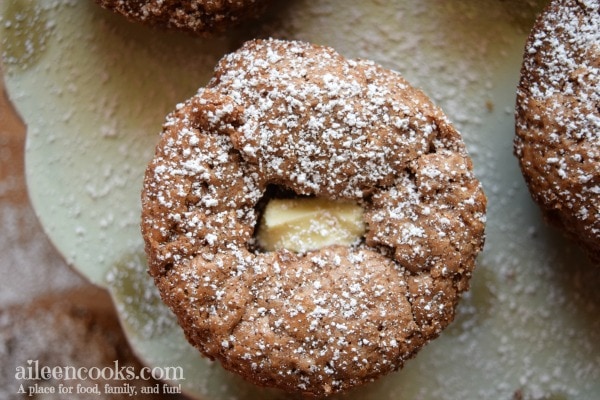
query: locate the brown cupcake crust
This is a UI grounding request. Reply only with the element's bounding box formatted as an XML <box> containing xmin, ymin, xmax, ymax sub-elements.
<box><xmin>514</xmin><ymin>0</ymin><xmax>600</xmax><ymax>260</ymax></box>
<box><xmin>94</xmin><ymin>0</ymin><xmax>271</xmax><ymax>35</ymax></box>
<box><xmin>141</xmin><ymin>39</ymin><xmax>486</xmax><ymax>396</ymax></box>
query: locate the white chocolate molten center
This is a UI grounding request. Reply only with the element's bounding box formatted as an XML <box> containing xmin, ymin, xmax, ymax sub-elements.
<box><xmin>257</xmin><ymin>197</ymin><xmax>365</xmax><ymax>253</ymax></box>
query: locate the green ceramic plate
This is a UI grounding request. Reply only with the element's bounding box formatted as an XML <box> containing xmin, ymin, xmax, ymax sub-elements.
<box><xmin>2</xmin><ymin>0</ymin><xmax>599</xmax><ymax>398</ymax></box>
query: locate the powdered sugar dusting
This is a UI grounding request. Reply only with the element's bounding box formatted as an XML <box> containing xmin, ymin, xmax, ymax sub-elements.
<box><xmin>141</xmin><ymin>38</ymin><xmax>486</xmax><ymax>396</ymax></box>
<box><xmin>515</xmin><ymin>0</ymin><xmax>600</xmax><ymax>253</ymax></box>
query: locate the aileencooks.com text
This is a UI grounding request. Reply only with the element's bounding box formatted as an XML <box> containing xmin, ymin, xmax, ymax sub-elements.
<box><xmin>15</xmin><ymin>359</ymin><xmax>185</xmax><ymax>382</ymax></box>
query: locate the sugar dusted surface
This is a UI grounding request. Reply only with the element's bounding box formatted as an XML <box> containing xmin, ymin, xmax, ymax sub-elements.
<box><xmin>515</xmin><ymin>0</ymin><xmax>600</xmax><ymax>258</ymax></box>
<box><xmin>94</xmin><ymin>0</ymin><xmax>272</xmax><ymax>35</ymax></box>
<box><xmin>141</xmin><ymin>38</ymin><xmax>486</xmax><ymax>396</ymax></box>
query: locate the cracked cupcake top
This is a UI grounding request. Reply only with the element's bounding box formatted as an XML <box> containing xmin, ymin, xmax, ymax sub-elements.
<box><xmin>94</xmin><ymin>0</ymin><xmax>271</xmax><ymax>35</ymax></box>
<box><xmin>515</xmin><ymin>0</ymin><xmax>600</xmax><ymax>261</ymax></box>
<box><xmin>141</xmin><ymin>38</ymin><xmax>486</xmax><ymax>396</ymax></box>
